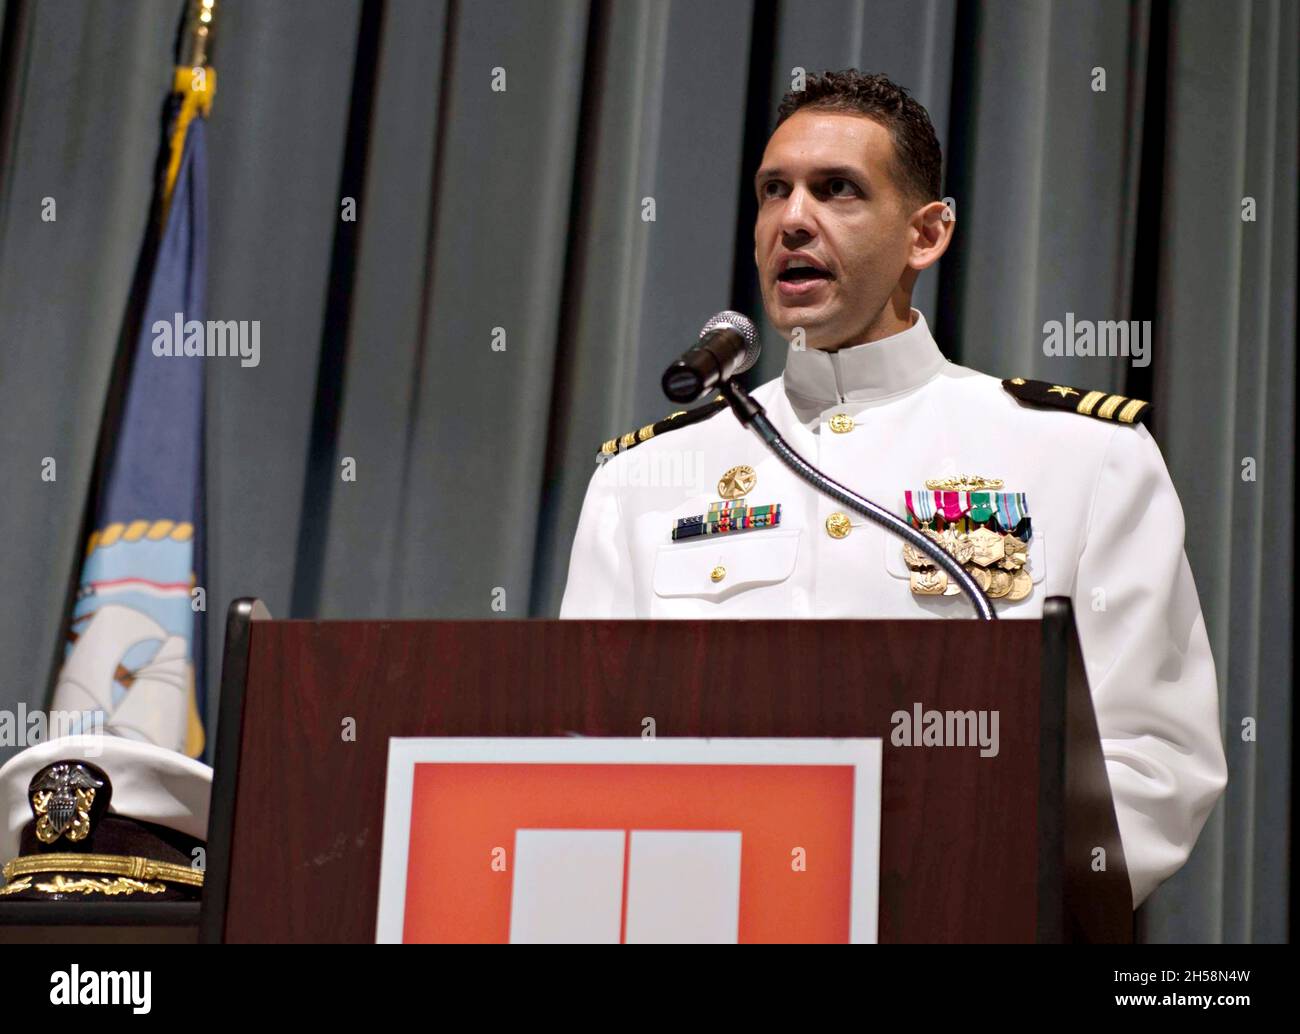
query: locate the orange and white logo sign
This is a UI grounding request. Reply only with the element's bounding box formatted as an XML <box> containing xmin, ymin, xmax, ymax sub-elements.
<box><xmin>375</xmin><ymin>739</ymin><xmax>881</xmax><ymax>943</ymax></box>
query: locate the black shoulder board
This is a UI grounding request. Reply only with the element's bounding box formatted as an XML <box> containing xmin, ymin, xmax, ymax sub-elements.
<box><xmin>1002</xmin><ymin>377</ymin><xmax>1152</xmax><ymax>426</ymax></box>
<box><xmin>596</xmin><ymin>396</ymin><xmax>728</xmax><ymax>461</ymax></box>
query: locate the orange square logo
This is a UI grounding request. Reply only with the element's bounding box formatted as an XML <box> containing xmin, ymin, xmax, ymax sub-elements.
<box><xmin>376</xmin><ymin>739</ymin><xmax>881</xmax><ymax>943</ymax></box>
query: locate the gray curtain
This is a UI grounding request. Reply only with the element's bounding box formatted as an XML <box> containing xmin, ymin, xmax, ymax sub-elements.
<box><xmin>0</xmin><ymin>0</ymin><xmax>1292</xmax><ymax>944</ymax></box>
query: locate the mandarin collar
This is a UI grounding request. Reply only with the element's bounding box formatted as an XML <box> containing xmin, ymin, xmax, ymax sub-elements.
<box><xmin>781</xmin><ymin>309</ymin><xmax>947</xmax><ymax>406</ymax></box>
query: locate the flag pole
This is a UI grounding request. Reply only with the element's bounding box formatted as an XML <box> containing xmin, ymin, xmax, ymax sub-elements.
<box><xmin>164</xmin><ymin>0</ymin><xmax>218</xmax><ymax>211</ymax></box>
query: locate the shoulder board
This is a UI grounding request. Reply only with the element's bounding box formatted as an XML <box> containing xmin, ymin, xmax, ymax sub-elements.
<box><xmin>1001</xmin><ymin>377</ymin><xmax>1151</xmax><ymax>426</ymax></box>
<box><xmin>596</xmin><ymin>396</ymin><xmax>728</xmax><ymax>461</ymax></box>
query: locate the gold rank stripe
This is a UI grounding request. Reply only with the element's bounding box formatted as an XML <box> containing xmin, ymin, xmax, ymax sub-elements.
<box><xmin>1096</xmin><ymin>394</ymin><xmax>1127</xmax><ymax>420</ymax></box>
<box><xmin>1075</xmin><ymin>390</ymin><xmax>1107</xmax><ymax>416</ymax></box>
<box><xmin>599</xmin><ymin>399</ymin><xmax>721</xmax><ymax>457</ymax></box>
<box><xmin>1117</xmin><ymin>398</ymin><xmax>1148</xmax><ymax>423</ymax></box>
<box><xmin>1075</xmin><ymin>390</ymin><xmax>1139</xmax><ymax>421</ymax></box>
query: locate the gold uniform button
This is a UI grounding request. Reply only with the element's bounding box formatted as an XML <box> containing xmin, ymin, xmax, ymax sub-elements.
<box><xmin>828</xmin><ymin>413</ymin><xmax>855</xmax><ymax>433</ymax></box>
<box><xmin>825</xmin><ymin>513</ymin><xmax>852</xmax><ymax>539</ymax></box>
<box><xmin>710</xmin><ymin>565</ymin><xmax>726</xmax><ymax>583</ymax></box>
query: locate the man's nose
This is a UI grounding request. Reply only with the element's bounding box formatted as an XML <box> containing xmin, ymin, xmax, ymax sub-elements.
<box><xmin>778</xmin><ymin>186</ymin><xmax>817</xmax><ymax>243</ymax></box>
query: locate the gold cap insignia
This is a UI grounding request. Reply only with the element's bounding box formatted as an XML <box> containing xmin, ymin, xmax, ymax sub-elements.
<box><xmin>29</xmin><ymin>761</ymin><xmax>109</xmax><ymax>846</ymax></box>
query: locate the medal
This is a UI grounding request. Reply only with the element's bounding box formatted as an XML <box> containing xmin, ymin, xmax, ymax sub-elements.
<box><xmin>940</xmin><ymin>528</ymin><xmax>974</xmax><ymax>564</ymax></box>
<box><xmin>995</xmin><ymin>492</ymin><xmax>1028</xmax><ymax>535</ymax></box>
<box><xmin>1007</xmin><ymin>568</ymin><xmax>1032</xmax><ymax>601</ymax></box>
<box><xmin>902</xmin><ymin>480</ymin><xmax>1034</xmax><ymax>601</ymax></box>
<box><xmin>911</xmin><ymin>569</ymin><xmax>947</xmax><ymax>595</ymax></box>
<box><xmin>905</xmin><ymin>490</ymin><xmax>938</xmax><ymax>527</ymax></box>
<box><xmin>1000</xmin><ymin>534</ymin><xmax>1028</xmax><ymax>570</ymax></box>
<box><xmin>966</xmin><ymin>491</ymin><xmax>996</xmax><ymax>523</ymax></box>
<box><xmin>902</xmin><ymin>540</ymin><xmax>931</xmax><ymax>569</ymax></box>
<box><xmin>967</xmin><ymin>527</ymin><xmax>1005</xmax><ymax>566</ymax></box>
<box><xmin>935</xmin><ymin>491</ymin><xmax>969</xmax><ymax>523</ymax></box>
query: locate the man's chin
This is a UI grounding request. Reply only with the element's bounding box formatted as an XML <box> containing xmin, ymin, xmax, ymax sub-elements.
<box><xmin>768</xmin><ymin>305</ymin><xmax>834</xmax><ymax>341</ymax></box>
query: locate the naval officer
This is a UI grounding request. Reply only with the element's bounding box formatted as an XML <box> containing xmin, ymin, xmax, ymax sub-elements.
<box><xmin>559</xmin><ymin>70</ymin><xmax>1226</xmax><ymax>910</ymax></box>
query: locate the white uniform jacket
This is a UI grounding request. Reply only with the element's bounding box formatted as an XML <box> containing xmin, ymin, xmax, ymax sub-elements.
<box><xmin>560</xmin><ymin>310</ymin><xmax>1227</xmax><ymax>908</ymax></box>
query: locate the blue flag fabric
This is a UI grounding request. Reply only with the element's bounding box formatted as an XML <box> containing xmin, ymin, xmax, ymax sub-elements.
<box><xmin>52</xmin><ymin>116</ymin><xmax>208</xmax><ymax>757</ymax></box>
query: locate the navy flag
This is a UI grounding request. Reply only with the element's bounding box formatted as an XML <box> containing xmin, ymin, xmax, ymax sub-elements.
<box><xmin>51</xmin><ymin>64</ymin><xmax>214</xmax><ymax>758</ymax></box>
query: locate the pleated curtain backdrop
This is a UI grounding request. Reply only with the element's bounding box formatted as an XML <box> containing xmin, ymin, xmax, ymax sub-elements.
<box><xmin>0</xmin><ymin>0</ymin><xmax>1293</xmax><ymax>944</ymax></box>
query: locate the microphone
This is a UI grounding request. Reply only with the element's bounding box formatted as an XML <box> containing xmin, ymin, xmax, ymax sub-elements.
<box><xmin>661</xmin><ymin>310</ymin><xmax>761</xmax><ymax>404</ymax></box>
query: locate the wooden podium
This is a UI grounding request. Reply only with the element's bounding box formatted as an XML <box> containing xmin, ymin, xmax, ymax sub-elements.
<box><xmin>198</xmin><ymin>597</ymin><xmax>1132</xmax><ymax>944</ymax></box>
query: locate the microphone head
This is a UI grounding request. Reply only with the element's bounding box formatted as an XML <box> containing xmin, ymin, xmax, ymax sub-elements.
<box><xmin>699</xmin><ymin>311</ymin><xmax>760</xmax><ymax>375</ymax></box>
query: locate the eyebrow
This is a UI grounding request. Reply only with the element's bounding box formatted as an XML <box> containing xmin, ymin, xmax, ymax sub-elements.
<box><xmin>754</xmin><ymin>164</ymin><xmax>868</xmax><ymax>186</ymax></box>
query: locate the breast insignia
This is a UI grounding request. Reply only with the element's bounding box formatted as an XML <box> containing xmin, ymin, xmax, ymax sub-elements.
<box><xmin>595</xmin><ymin>395</ymin><xmax>727</xmax><ymax>462</ymax></box>
<box><xmin>1002</xmin><ymin>377</ymin><xmax>1151</xmax><ymax>425</ymax></box>
<box><xmin>717</xmin><ymin>464</ymin><xmax>756</xmax><ymax>500</ymax></box>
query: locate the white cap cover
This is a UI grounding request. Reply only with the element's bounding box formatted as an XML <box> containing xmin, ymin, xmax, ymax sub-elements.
<box><xmin>0</xmin><ymin>735</ymin><xmax>212</xmax><ymax>866</ymax></box>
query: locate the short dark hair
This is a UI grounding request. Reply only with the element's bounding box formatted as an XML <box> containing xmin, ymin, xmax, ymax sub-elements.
<box><xmin>775</xmin><ymin>70</ymin><xmax>943</xmax><ymax>205</ymax></box>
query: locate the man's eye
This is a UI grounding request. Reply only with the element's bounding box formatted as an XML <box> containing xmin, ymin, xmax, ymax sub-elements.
<box><xmin>827</xmin><ymin>178</ymin><xmax>857</xmax><ymax>197</ymax></box>
<box><xmin>760</xmin><ymin>181</ymin><xmax>786</xmax><ymax>199</ymax></box>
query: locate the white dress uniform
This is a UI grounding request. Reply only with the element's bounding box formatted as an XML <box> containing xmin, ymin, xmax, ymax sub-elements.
<box><xmin>560</xmin><ymin>309</ymin><xmax>1227</xmax><ymax>909</ymax></box>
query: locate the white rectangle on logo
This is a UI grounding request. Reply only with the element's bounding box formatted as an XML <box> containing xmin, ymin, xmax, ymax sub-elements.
<box><xmin>508</xmin><ymin>829</ymin><xmax>625</xmax><ymax>944</ymax></box>
<box><xmin>625</xmin><ymin>830</ymin><xmax>742</xmax><ymax>944</ymax></box>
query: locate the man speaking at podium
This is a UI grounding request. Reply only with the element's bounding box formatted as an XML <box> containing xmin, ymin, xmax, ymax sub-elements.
<box><xmin>558</xmin><ymin>71</ymin><xmax>1225</xmax><ymax>911</ymax></box>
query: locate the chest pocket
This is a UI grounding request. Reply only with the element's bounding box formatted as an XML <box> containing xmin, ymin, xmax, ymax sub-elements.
<box><xmin>651</xmin><ymin>529</ymin><xmax>802</xmax><ymax>617</ymax></box>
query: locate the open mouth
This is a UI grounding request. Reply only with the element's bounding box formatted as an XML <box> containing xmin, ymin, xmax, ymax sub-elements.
<box><xmin>775</xmin><ymin>257</ymin><xmax>833</xmax><ymax>299</ymax></box>
<box><xmin>777</xmin><ymin>268</ymin><xmax>833</xmax><ymax>283</ymax></box>
<box><xmin>776</xmin><ymin>258</ymin><xmax>833</xmax><ymax>285</ymax></box>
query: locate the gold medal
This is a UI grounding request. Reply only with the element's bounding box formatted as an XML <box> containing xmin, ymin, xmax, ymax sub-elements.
<box><xmin>941</xmin><ymin>528</ymin><xmax>974</xmax><ymax>565</ymax></box>
<box><xmin>910</xmin><ymin>569</ymin><xmax>948</xmax><ymax>595</ymax></box>
<box><xmin>967</xmin><ymin>527</ymin><xmax>1005</xmax><ymax>567</ymax></box>
<box><xmin>1007</xmin><ymin>568</ymin><xmax>1032</xmax><ymax>601</ymax></box>
<box><xmin>1000</xmin><ymin>534</ymin><xmax>1028</xmax><ymax>568</ymax></box>
<box><xmin>987</xmin><ymin>569</ymin><xmax>1013</xmax><ymax>599</ymax></box>
<box><xmin>967</xmin><ymin>564</ymin><xmax>992</xmax><ymax>592</ymax></box>
<box><xmin>717</xmin><ymin>465</ymin><xmax>756</xmax><ymax>500</ymax></box>
<box><xmin>902</xmin><ymin>540</ymin><xmax>932</xmax><ymax>569</ymax></box>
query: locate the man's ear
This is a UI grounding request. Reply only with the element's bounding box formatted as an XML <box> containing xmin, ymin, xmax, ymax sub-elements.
<box><xmin>907</xmin><ymin>199</ymin><xmax>955</xmax><ymax>272</ymax></box>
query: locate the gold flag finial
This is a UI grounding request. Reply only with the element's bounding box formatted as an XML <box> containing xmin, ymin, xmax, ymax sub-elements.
<box><xmin>163</xmin><ymin>0</ymin><xmax>217</xmax><ymax>210</ymax></box>
<box><xmin>180</xmin><ymin>0</ymin><xmax>217</xmax><ymax>69</ymax></box>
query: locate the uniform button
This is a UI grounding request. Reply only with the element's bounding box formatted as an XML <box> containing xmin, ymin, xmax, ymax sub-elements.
<box><xmin>710</xmin><ymin>565</ymin><xmax>726</xmax><ymax>583</ymax></box>
<box><xmin>825</xmin><ymin>513</ymin><xmax>852</xmax><ymax>539</ymax></box>
<box><xmin>828</xmin><ymin>413</ymin><xmax>855</xmax><ymax>433</ymax></box>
